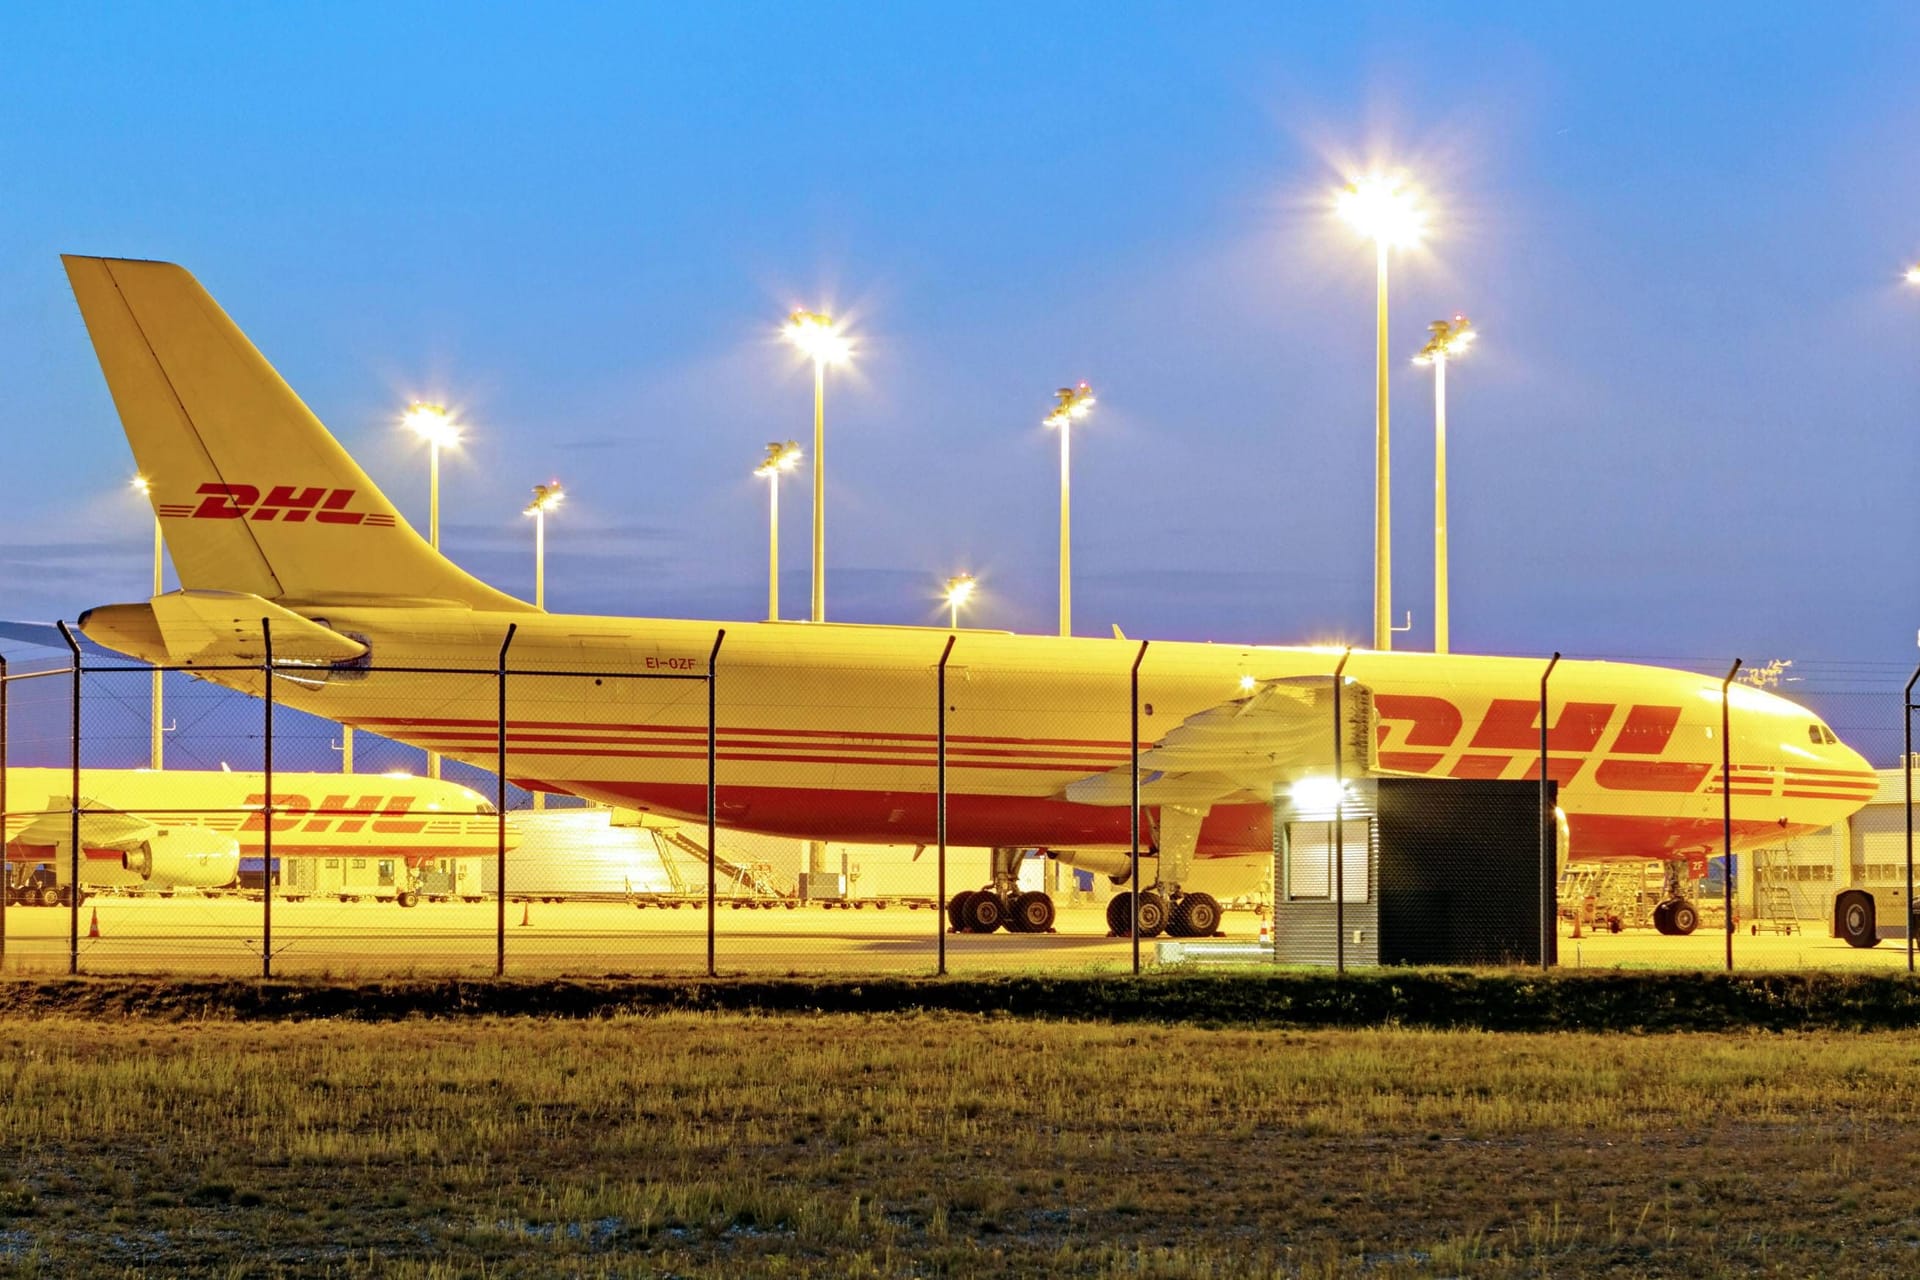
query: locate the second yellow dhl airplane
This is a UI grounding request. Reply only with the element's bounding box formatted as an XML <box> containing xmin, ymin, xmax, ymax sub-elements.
<box><xmin>58</xmin><ymin>256</ymin><xmax>1879</xmax><ymax>939</ymax></box>
<box><xmin>3</xmin><ymin>767</ymin><xmax>512</xmax><ymax>905</ymax></box>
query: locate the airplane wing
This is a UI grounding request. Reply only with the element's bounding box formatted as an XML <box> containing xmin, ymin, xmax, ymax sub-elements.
<box><xmin>1062</xmin><ymin>676</ymin><xmax>1376</xmax><ymax>809</ymax></box>
<box><xmin>8</xmin><ymin>797</ymin><xmax>162</xmax><ymax>853</ymax></box>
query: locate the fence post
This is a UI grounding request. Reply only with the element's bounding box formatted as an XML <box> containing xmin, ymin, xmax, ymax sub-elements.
<box><xmin>57</xmin><ymin>622</ymin><xmax>81</xmax><ymax>976</ymax></box>
<box><xmin>1720</xmin><ymin>659</ymin><xmax>1741</xmax><ymax>973</ymax></box>
<box><xmin>496</xmin><ymin>624</ymin><xmax>517</xmax><ymax>978</ymax></box>
<box><xmin>1896</xmin><ymin>667</ymin><xmax>1912</xmax><ymax>974</ymax></box>
<box><xmin>936</xmin><ymin>634</ymin><xmax>956</xmax><ymax>977</ymax></box>
<box><xmin>262</xmin><ymin>619</ymin><xmax>274</xmax><ymax>979</ymax></box>
<box><xmin>1331</xmin><ymin>648</ymin><xmax>1353</xmax><ymax>976</ymax></box>
<box><xmin>0</xmin><ymin>651</ymin><xmax>8</xmax><ymax>971</ymax></box>
<box><xmin>1130</xmin><ymin>640</ymin><xmax>1148</xmax><ymax>975</ymax></box>
<box><xmin>707</xmin><ymin>629</ymin><xmax>725</xmax><ymax>979</ymax></box>
<box><xmin>1539</xmin><ymin>652</ymin><xmax>1560</xmax><ymax>970</ymax></box>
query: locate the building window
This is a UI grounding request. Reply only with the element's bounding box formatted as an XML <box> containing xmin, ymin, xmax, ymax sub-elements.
<box><xmin>1286</xmin><ymin>818</ymin><xmax>1369</xmax><ymax>903</ymax></box>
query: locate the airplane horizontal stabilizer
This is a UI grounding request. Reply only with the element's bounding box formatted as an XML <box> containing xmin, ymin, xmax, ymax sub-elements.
<box><xmin>79</xmin><ymin>591</ymin><xmax>368</xmax><ymax>667</ymax></box>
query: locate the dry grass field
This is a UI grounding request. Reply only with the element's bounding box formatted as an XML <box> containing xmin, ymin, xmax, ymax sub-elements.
<box><xmin>2</xmin><ymin>1013</ymin><xmax>1919</xmax><ymax>1277</ymax></box>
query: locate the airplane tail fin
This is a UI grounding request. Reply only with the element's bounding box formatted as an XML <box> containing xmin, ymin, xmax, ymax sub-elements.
<box><xmin>62</xmin><ymin>256</ymin><xmax>529</xmax><ymax>612</ymax></box>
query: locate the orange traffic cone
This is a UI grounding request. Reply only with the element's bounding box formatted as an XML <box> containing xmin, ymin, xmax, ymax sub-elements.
<box><xmin>519</xmin><ymin>901</ymin><xmax>531</xmax><ymax>927</ymax></box>
<box><xmin>87</xmin><ymin>907</ymin><xmax>101</xmax><ymax>939</ymax></box>
<box><xmin>1257</xmin><ymin>913</ymin><xmax>1272</xmax><ymax>948</ymax></box>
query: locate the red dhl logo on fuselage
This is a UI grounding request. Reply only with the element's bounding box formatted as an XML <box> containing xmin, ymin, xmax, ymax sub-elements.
<box><xmin>239</xmin><ymin>795</ymin><xmax>428</xmax><ymax>834</ymax></box>
<box><xmin>156</xmin><ymin>484</ymin><xmax>396</xmax><ymax>526</ymax></box>
<box><xmin>1374</xmin><ymin>695</ymin><xmax>1871</xmax><ymax>798</ymax></box>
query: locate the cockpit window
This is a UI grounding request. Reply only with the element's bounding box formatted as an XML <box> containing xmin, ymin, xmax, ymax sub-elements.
<box><xmin>1807</xmin><ymin>724</ymin><xmax>1837</xmax><ymax>746</ymax></box>
<box><xmin>1808</xmin><ymin>725</ymin><xmax>1823</xmax><ymax>744</ymax></box>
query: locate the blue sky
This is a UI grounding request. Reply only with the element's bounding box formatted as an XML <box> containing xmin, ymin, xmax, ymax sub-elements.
<box><xmin>0</xmin><ymin>3</ymin><xmax>1916</xmax><ymax>758</ymax></box>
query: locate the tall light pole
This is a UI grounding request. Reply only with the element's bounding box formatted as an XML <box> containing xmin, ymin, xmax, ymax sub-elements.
<box><xmin>1338</xmin><ymin>173</ymin><xmax>1426</xmax><ymax>651</ymax></box>
<box><xmin>754</xmin><ymin>442</ymin><xmax>802</xmax><ymax>621</ymax></box>
<box><xmin>404</xmin><ymin>401</ymin><xmax>461</xmax><ymax>778</ymax></box>
<box><xmin>130</xmin><ymin>475</ymin><xmax>165</xmax><ymax>769</ymax></box>
<box><xmin>782</xmin><ymin>311</ymin><xmax>852</xmax><ymax>624</ymax></box>
<box><xmin>403</xmin><ymin>402</ymin><xmax>461</xmax><ymax>550</ymax></box>
<box><xmin>1043</xmin><ymin>382</ymin><xmax>1096</xmax><ymax>638</ymax></box>
<box><xmin>523</xmin><ymin>482</ymin><xmax>564</xmax><ymax>611</ymax></box>
<box><xmin>943</xmin><ymin>573</ymin><xmax>976</xmax><ymax>630</ymax></box>
<box><xmin>1413</xmin><ymin>315</ymin><xmax>1475</xmax><ymax>655</ymax></box>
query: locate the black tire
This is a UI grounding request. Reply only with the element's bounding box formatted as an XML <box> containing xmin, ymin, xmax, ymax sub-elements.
<box><xmin>947</xmin><ymin>890</ymin><xmax>977</xmax><ymax>933</ymax></box>
<box><xmin>38</xmin><ymin>886</ymin><xmax>61</xmax><ymax>909</ymax></box>
<box><xmin>1836</xmin><ymin>891</ymin><xmax>1879</xmax><ymax>949</ymax></box>
<box><xmin>1134</xmin><ymin>891</ymin><xmax>1169</xmax><ymax>939</ymax></box>
<box><xmin>964</xmin><ymin>892</ymin><xmax>1005</xmax><ymax>934</ymax></box>
<box><xmin>1010</xmin><ymin>891</ymin><xmax>1056</xmax><ymax>934</ymax></box>
<box><xmin>1177</xmin><ymin>892</ymin><xmax>1222</xmax><ymax>937</ymax></box>
<box><xmin>1106</xmin><ymin>892</ymin><xmax>1134</xmax><ymax>937</ymax></box>
<box><xmin>1651</xmin><ymin>900</ymin><xmax>1674</xmax><ymax>935</ymax></box>
<box><xmin>1668</xmin><ymin>900</ymin><xmax>1699</xmax><ymax>936</ymax></box>
<box><xmin>396</xmin><ymin>891</ymin><xmax>419</xmax><ymax>909</ymax></box>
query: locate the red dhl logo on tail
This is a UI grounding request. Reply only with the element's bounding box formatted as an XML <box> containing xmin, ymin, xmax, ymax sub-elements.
<box><xmin>156</xmin><ymin>484</ymin><xmax>396</xmax><ymax>526</ymax></box>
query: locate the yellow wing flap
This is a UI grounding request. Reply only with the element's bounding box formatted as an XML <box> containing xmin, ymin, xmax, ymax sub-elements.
<box><xmin>1062</xmin><ymin>676</ymin><xmax>1377</xmax><ymax>808</ymax></box>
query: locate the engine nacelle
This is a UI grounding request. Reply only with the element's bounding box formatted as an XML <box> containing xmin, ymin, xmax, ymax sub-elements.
<box><xmin>117</xmin><ymin>826</ymin><xmax>241</xmax><ymax>889</ymax></box>
<box><xmin>1042</xmin><ymin>848</ymin><xmax>1151</xmax><ymax>885</ymax></box>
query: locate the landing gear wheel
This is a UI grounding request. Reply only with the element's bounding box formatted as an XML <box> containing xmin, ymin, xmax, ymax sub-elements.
<box><xmin>963</xmin><ymin>891</ymin><xmax>1005</xmax><ymax>934</ymax></box>
<box><xmin>1009</xmin><ymin>891</ymin><xmax>1055</xmax><ymax>934</ymax></box>
<box><xmin>1651</xmin><ymin>900</ymin><xmax>1674</xmax><ymax>935</ymax></box>
<box><xmin>1134</xmin><ymin>891</ymin><xmax>1169</xmax><ymax>939</ymax></box>
<box><xmin>947</xmin><ymin>890</ymin><xmax>977</xmax><ymax>933</ymax></box>
<box><xmin>1173</xmin><ymin>892</ymin><xmax>1222</xmax><ymax>938</ymax></box>
<box><xmin>396</xmin><ymin>890</ymin><xmax>419</xmax><ymax>909</ymax></box>
<box><xmin>1106</xmin><ymin>892</ymin><xmax>1134</xmax><ymax>937</ymax></box>
<box><xmin>1667</xmin><ymin>900</ymin><xmax>1699</xmax><ymax>936</ymax></box>
<box><xmin>1836</xmin><ymin>891</ymin><xmax>1879</xmax><ymax>949</ymax></box>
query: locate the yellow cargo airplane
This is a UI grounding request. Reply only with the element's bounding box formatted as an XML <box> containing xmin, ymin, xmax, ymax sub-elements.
<box><xmin>3</xmin><ymin>766</ymin><xmax>509</xmax><ymax>906</ymax></box>
<box><xmin>59</xmin><ymin>257</ymin><xmax>1879</xmax><ymax>939</ymax></box>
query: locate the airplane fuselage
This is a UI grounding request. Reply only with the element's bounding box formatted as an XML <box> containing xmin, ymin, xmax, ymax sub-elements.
<box><xmin>93</xmin><ymin>606</ymin><xmax>1876</xmax><ymax>869</ymax></box>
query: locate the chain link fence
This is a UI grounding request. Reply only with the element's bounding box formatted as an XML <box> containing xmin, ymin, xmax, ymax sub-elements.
<box><xmin>3</xmin><ymin>633</ymin><xmax>1915</xmax><ymax>979</ymax></box>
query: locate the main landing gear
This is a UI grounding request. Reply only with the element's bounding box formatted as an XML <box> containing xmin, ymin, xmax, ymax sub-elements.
<box><xmin>1650</xmin><ymin>861</ymin><xmax>1699</xmax><ymax>936</ymax></box>
<box><xmin>946</xmin><ymin>887</ymin><xmax>1057</xmax><ymax>934</ymax></box>
<box><xmin>1650</xmin><ymin>898</ymin><xmax>1700</xmax><ymax>936</ymax></box>
<box><xmin>1103</xmin><ymin>889</ymin><xmax>1222</xmax><ymax>939</ymax></box>
<box><xmin>945</xmin><ymin>846</ymin><xmax>1059</xmax><ymax>935</ymax></box>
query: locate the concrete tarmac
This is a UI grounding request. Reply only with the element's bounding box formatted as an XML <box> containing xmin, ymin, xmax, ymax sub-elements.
<box><xmin>0</xmin><ymin>895</ymin><xmax>1902</xmax><ymax>978</ymax></box>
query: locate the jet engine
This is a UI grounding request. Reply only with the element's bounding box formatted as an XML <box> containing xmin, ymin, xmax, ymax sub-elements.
<box><xmin>118</xmin><ymin>826</ymin><xmax>241</xmax><ymax>889</ymax></box>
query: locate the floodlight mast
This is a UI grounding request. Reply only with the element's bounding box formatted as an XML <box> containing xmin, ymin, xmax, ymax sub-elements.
<box><xmin>403</xmin><ymin>401</ymin><xmax>461</xmax><ymax>778</ymax></box>
<box><xmin>1336</xmin><ymin>173</ymin><xmax>1426</xmax><ymax>651</ymax></box>
<box><xmin>754</xmin><ymin>441</ymin><xmax>802</xmax><ymax>621</ymax></box>
<box><xmin>782</xmin><ymin>310</ymin><xmax>852</xmax><ymax>624</ymax></box>
<box><xmin>523</xmin><ymin>482</ymin><xmax>565</xmax><ymax>611</ymax></box>
<box><xmin>1413</xmin><ymin>315</ymin><xmax>1475</xmax><ymax>655</ymax></box>
<box><xmin>131</xmin><ymin>474</ymin><xmax>164</xmax><ymax>768</ymax></box>
<box><xmin>1043</xmin><ymin>382</ymin><xmax>1095</xmax><ymax>637</ymax></box>
<box><xmin>944</xmin><ymin>573</ymin><xmax>976</xmax><ymax>629</ymax></box>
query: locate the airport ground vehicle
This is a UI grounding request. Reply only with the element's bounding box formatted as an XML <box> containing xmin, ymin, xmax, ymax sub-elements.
<box><xmin>62</xmin><ymin>256</ymin><xmax>1882</xmax><ymax>941</ymax></box>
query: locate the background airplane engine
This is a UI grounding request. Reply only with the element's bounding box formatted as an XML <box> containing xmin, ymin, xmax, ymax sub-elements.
<box><xmin>118</xmin><ymin>827</ymin><xmax>241</xmax><ymax>889</ymax></box>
